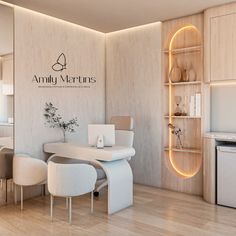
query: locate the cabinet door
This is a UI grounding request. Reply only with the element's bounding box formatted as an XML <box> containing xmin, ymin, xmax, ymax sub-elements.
<box><xmin>210</xmin><ymin>13</ymin><xmax>236</xmax><ymax>81</ymax></box>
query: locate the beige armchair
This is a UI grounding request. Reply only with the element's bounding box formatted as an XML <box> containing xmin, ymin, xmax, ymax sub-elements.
<box><xmin>13</xmin><ymin>154</ymin><xmax>47</xmax><ymax>210</ymax></box>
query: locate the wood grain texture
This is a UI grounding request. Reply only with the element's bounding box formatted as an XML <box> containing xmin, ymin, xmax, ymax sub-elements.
<box><xmin>204</xmin><ymin>2</ymin><xmax>236</xmax><ymax>82</ymax></box>
<box><xmin>203</xmin><ymin>137</ymin><xmax>216</xmax><ymax>204</ymax></box>
<box><xmin>14</xmin><ymin>7</ymin><xmax>105</xmax><ymax>158</ymax></box>
<box><xmin>106</xmin><ymin>23</ymin><xmax>162</xmax><ymax>187</ymax></box>
<box><xmin>162</xmin><ymin>14</ymin><xmax>204</xmax><ymax>195</ymax></box>
<box><xmin>2</xmin><ymin>185</ymin><xmax>236</xmax><ymax>235</ymax></box>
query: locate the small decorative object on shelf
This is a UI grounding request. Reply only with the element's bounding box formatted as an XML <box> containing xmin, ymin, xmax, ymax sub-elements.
<box><xmin>181</xmin><ymin>96</ymin><xmax>188</xmax><ymax>116</ymax></box>
<box><xmin>188</xmin><ymin>63</ymin><xmax>196</xmax><ymax>82</ymax></box>
<box><xmin>168</xmin><ymin>123</ymin><xmax>183</xmax><ymax>149</ymax></box>
<box><xmin>182</xmin><ymin>61</ymin><xmax>189</xmax><ymax>82</ymax></box>
<box><xmin>44</xmin><ymin>102</ymin><xmax>79</xmax><ymax>142</ymax></box>
<box><xmin>174</xmin><ymin>96</ymin><xmax>182</xmax><ymax>116</ymax></box>
<box><xmin>169</xmin><ymin>59</ymin><xmax>181</xmax><ymax>83</ymax></box>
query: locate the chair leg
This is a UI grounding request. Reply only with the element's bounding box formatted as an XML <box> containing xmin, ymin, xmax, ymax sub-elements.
<box><xmin>50</xmin><ymin>195</ymin><xmax>54</xmax><ymax>221</ymax></box>
<box><xmin>10</xmin><ymin>180</ymin><xmax>14</xmax><ymax>193</ymax></box>
<box><xmin>41</xmin><ymin>184</ymin><xmax>44</xmax><ymax>197</ymax></box>
<box><xmin>68</xmin><ymin>197</ymin><xmax>72</xmax><ymax>224</ymax></box>
<box><xmin>14</xmin><ymin>184</ymin><xmax>17</xmax><ymax>205</ymax></box>
<box><xmin>95</xmin><ymin>180</ymin><xmax>108</xmax><ymax>193</ymax></box>
<box><xmin>20</xmin><ymin>186</ymin><xmax>23</xmax><ymax>210</ymax></box>
<box><xmin>66</xmin><ymin>197</ymin><xmax>68</xmax><ymax>209</ymax></box>
<box><xmin>91</xmin><ymin>192</ymin><xmax>94</xmax><ymax>213</ymax></box>
<box><xmin>5</xmin><ymin>179</ymin><xmax>7</xmax><ymax>203</ymax></box>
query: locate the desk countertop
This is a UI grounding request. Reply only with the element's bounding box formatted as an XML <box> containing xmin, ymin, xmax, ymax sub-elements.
<box><xmin>44</xmin><ymin>142</ymin><xmax>135</xmax><ymax>162</ymax></box>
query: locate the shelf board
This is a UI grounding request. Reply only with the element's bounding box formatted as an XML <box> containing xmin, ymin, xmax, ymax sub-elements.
<box><xmin>164</xmin><ymin>81</ymin><xmax>202</xmax><ymax>86</ymax></box>
<box><xmin>163</xmin><ymin>45</ymin><xmax>202</xmax><ymax>54</ymax></box>
<box><xmin>164</xmin><ymin>147</ymin><xmax>202</xmax><ymax>154</ymax></box>
<box><xmin>164</xmin><ymin>116</ymin><xmax>201</xmax><ymax>119</ymax></box>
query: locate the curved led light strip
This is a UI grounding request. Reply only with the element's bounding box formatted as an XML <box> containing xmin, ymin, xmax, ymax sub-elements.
<box><xmin>168</xmin><ymin>25</ymin><xmax>201</xmax><ymax>178</ymax></box>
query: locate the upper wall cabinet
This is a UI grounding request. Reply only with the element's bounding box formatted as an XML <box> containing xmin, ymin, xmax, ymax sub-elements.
<box><xmin>205</xmin><ymin>3</ymin><xmax>236</xmax><ymax>82</ymax></box>
<box><xmin>2</xmin><ymin>54</ymin><xmax>13</xmax><ymax>95</ymax></box>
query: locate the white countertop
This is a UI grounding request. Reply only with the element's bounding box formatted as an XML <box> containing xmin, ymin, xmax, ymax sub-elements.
<box><xmin>0</xmin><ymin>122</ymin><xmax>13</xmax><ymax>126</ymax></box>
<box><xmin>204</xmin><ymin>132</ymin><xmax>236</xmax><ymax>141</ymax></box>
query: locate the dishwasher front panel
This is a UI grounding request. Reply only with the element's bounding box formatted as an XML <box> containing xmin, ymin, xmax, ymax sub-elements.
<box><xmin>217</xmin><ymin>146</ymin><xmax>236</xmax><ymax>208</ymax></box>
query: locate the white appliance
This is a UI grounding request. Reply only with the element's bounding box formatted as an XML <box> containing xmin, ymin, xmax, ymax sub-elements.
<box><xmin>88</xmin><ymin>124</ymin><xmax>115</xmax><ymax>147</ymax></box>
<box><xmin>217</xmin><ymin>145</ymin><xmax>236</xmax><ymax>208</ymax></box>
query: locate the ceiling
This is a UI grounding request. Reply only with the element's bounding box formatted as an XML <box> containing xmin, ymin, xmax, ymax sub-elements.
<box><xmin>4</xmin><ymin>0</ymin><xmax>235</xmax><ymax>32</ymax></box>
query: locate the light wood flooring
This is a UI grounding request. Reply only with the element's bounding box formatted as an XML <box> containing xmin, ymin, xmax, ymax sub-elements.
<box><xmin>0</xmin><ymin>184</ymin><xmax>236</xmax><ymax>236</ymax></box>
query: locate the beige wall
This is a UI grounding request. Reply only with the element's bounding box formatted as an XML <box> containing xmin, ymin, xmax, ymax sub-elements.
<box><xmin>14</xmin><ymin>7</ymin><xmax>105</xmax><ymax>159</ymax></box>
<box><xmin>106</xmin><ymin>23</ymin><xmax>162</xmax><ymax>187</ymax></box>
<box><xmin>0</xmin><ymin>5</ymin><xmax>13</xmax><ymax>55</ymax></box>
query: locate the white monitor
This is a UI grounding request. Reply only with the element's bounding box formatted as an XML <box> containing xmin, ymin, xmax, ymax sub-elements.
<box><xmin>88</xmin><ymin>124</ymin><xmax>115</xmax><ymax>147</ymax></box>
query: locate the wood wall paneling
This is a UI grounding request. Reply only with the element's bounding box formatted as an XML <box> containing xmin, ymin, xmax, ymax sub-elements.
<box><xmin>203</xmin><ymin>137</ymin><xmax>216</xmax><ymax>204</ymax></box>
<box><xmin>106</xmin><ymin>23</ymin><xmax>162</xmax><ymax>187</ymax></box>
<box><xmin>14</xmin><ymin>7</ymin><xmax>105</xmax><ymax>158</ymax></box>
<box><xmin>14</xmin><ymin>7</ymin><xmax>105</xmax><ymax>199</ymax></box>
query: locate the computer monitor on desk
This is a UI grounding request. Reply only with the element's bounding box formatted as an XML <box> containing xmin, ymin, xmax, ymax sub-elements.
<box><xmin>88</xmin><ymin>124</ymin><xmax>115</xmax><ymax>147</ymax></box>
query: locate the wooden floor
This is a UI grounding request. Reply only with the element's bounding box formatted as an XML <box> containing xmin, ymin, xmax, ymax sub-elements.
<box><xmin>0</xmin><ymin>184</ymin><xmax>236</xmax><ymax>235</ymax></box>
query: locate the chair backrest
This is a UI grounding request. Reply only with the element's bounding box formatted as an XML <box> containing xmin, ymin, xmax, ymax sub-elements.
<box><xmin>110</xmin><ymin>116</ymin><xmax>134</xmax><ymax>131</ymax></box>
<box><xmin>110</xmin><ymin>116</ymin><xmax>134</xmax><ymax>147</ymax></box>
<box><xmin>115</xmin><ymin>130</ymin><xmax>134</xmax><ymax>147</ymax></box>
<box><xmin>48</xmin><ymin>162</ymin><xmax>97</xmax><ymax>197</ymax></box>
<box><xmin>13</xmin><ymin>154</ymin><xmax>47</xmax><ymax>186</ymax></box>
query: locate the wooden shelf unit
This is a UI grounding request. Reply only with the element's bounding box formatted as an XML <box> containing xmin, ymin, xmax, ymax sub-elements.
<box><xmin>164</xmin><ymin>147</ymin><xmax>202</xmax><ymax>154</ymax></box>
<box><xmin>162</xmin><ymin>21</ymin><xmax>203</xmax><ymax>187</ymax></box>
<box><xmin>164</xmin><ymin>81</ymin><xmax>201</xmax><ymax>86</ymax></box>
<box><xmin>163</xmin><ymin>45</ymin><xmax>202</xmax><ymax>55</ymax></box>
<box><xmin>164</xmin><ymin>115</ymin><xmax>201</xmax><ymax>119</ymax></box>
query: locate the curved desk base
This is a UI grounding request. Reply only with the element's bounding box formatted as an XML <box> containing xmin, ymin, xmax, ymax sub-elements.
<box><xmin>100</xmin><ymin>159</ymin><xmax>133</xmax><ymax>214</ymax></box>
<box><xmin>47</xmin><ymin>154</ymin><xmax>133</xmax><ymax>214</ymax></box>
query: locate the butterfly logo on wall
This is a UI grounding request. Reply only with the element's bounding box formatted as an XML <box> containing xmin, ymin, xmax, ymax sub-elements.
<box><xmin>52</xmin><ymin>53</ymin><xmax>67</xmax><ymax>72</ymax></box>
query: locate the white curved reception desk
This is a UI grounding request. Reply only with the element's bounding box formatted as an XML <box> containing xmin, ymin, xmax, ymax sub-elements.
<box><xmin>44</xmin><ymin>142</ymin><xmax>135</xmax><ymax>214</ymax></box>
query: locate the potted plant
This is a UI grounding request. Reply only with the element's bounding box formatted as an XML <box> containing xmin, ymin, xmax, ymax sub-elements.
<box><xmin>44</xmin><ymin>102</ymin><xmax>79</xmax><ymax>142</ymax></box>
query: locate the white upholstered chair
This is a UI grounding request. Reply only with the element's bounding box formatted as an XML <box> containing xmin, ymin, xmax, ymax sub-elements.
<box><xmin>13</xmin><ymin>154</ymin><xmax>47</xmax><ymax>210</ymax></box>
<box><xmin>48</xmin><ymin>161</ymin><xmax>97</xmax><ymax>224</ymax></box>
<box><xmin>94</xmin><ymin>116</ymin><xmax>134</xmax><ymax>196</ymax></box>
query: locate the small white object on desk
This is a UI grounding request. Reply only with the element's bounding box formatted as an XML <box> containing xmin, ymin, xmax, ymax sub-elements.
<box><xmin>96</xmin><ymin>135</ymin><xmax>104</xmax><ymax>149</ymax></box>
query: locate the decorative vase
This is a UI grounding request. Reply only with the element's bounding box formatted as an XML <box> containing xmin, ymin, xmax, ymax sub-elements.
<box><xmin>169</xmin><ymin>59</ymin><xmax>181</xmax><ymax>83</ymax></box>
<box><xmin>182</xmin><ymin>61</ymin><xmax>189</xmax><ymax>82</ymax></box>
<box><xmin>188</xmin><ymin>64</ymin><xmax>196</xmax><ymax>82</ymax></box>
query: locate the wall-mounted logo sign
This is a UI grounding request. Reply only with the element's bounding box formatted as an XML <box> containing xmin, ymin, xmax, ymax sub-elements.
<box><xmin>32</xmin><ymin>52</ymin><xmax>96</xmax><ymax>89</ymax></box>
<box><xmin>52</xmin><ymin>53</ymin><xmax>67</xmax><ymax>72</ymax></box>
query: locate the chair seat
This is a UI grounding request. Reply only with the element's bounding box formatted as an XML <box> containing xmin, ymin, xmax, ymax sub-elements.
<box><xmin>96</xmin><ymin>168</ymin><xmax>106</xmax><ymax>180</ymax></box>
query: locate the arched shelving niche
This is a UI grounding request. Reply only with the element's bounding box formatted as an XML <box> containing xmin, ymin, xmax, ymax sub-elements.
<box><xmin>163</xmin><ymin>24</ymin><xmax>203</xmax><ymax>179</ymax></box>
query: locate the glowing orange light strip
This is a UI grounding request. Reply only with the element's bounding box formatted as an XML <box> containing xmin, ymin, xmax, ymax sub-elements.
<box><xmin>168</xmin><ymin>25</ymin><xmax>200</xmax><ymax>178</ymax></box>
